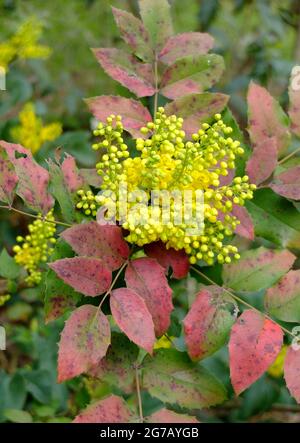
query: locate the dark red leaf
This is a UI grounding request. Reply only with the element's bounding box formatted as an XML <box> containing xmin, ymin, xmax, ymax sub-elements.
<box><xmin>144</xmin><ymin>241</ymin><xmax>189</xmax><ymax>279</ymax></box>
<box><xmin>73</xmin><ymin>395</ymin><xmax>133</xmax><ymax>423</ymax></box>
<box><xmin>246</xmin><ymin>137</ymin><xmax>278</xmax><ymax>185</ymax></box>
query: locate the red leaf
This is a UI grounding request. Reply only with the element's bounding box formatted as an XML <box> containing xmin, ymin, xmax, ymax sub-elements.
<box><xmin>110</xmin><ymin>288</ymin><xmax>155</xmax><ymax>354</ymax></box>
<box><xmin>160</xmin><ymin>54</ymin><xmax>224</xmax><ymax>100</ymax></box>
<box><xmin>85</xmin><ymin>95</ymin><xmax>152</xmax><ymax>138</ymax></box>
<box><xmin>159</xmin><ymin>32</ymin><xmax>214</xmax><ymax>65</ymax></box>
<box><xmin>165</xmin><ymin>93</ymin><xmax>229</xmax><ymax>139</ymax></box>
<box><xmin>246</xmin><ymin>138</ymin><xmax>278</xmax><ymax>185</ymax></box>
<box><xmin>1</xmin><ymin>140</ymin><xmax>54</xmax><ymax>214</ymax></box>
<box><xmin>284</xmin><ymin>346</ymin><xmax>300</xmax><ymax>403</ymax></box>
<box><xmin>232</xmin><ymin>205</ymin><xmax>255</xmax><ymax>241</ymax></box>
<box><xmin>229</xmin><ymin>310</ymin><xmax>283</xmax><ymax>395</ymax></box>
<box><xmin>112</xmin><ymin>7</ymin><xmax>153</xmax><ymax>62</ymax></box>
<box><xmin>247</xmin><ymin>82</ymin><xmax>290</xmax><ymax>157</ymax></box>
<box><xmin>61</xmin><ymin>221</ymin><xmax>129</xmax><ymax>271</ymax></box>
<box><xmin>0</xmin><ymin>144</ymin><xmax>18</xmax><ymax>204</ymax></box>
<box><xmin>61</xmin><ymin>154</ymin><xmax>84</xmax><ymax>193</ymax></box>
<box><xmin>144</xmin><ymin>241</ymin><xmax>189</xmax><ymax>279</ymax></box>
<box><xmin>183</xmin><ymin>289</ymin><xmax>234</xmax><ymax>361</ymax></box>
<box><xmin>288</xmin><ymin>66</ymin><xmax>300</xmax><ymax>137</ymax></box>
<box><xmin>49</xmin><ymin>257</ymin><xmax>111</xmax><ymax>297</ymax></box>
<box><xmin>125</xmin><ymin>257</ymin><xmax>173</xmax><ymax>337</ymax></box>
<box><xmin>147</xmin><ymin>408</ymin><xmax>199</xmax><ymax>423</ymax></box>
<box><xmin>269</xmin><ymin>166</ymin><xmax>300</xmax><ymax>200</ymax></box>
<box><xmin>93</xmin><ymin>48</ymin><xmax>155</xmax><ymax>97</ymax></box>
<box><xmin>58</xmin><ymin>305</ymin><xmax>110</xmax><ymax>382</ymax></box>
<box><xmin>73</xmin><ymin>395</ymin><xmax>133</xmax><ymax>423</ymax></box>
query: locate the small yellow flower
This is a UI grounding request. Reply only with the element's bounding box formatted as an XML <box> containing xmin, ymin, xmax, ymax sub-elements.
<box><xmin>154</xmin><ymin>335</ymin><xmax>174</xmax><ymax>350</ymax></box>
<box><xmin>267</xmin><ymin>345</ymin><xmax>288</xmax><ymax>378</ymax></box>
<box><xmin>13</xmin><ymin>210</ymin><xmax>57</xmax><ymax>286</ymax></box>
<box><xmin>0</xmin><ymin>294</ymin><xmax>11</xmax><ymax>307</ymax></box>
<box><xmin>11</xmin><ymin>103</ymin><xmax>62</xmax><ymax>154</ymax></box>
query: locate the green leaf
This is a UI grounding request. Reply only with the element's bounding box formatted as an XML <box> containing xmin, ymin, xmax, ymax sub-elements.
<box><xmin>48</xmin><ymin>159</ymin><xmax>76</xmax><ymax>223</ymax></box>
<box><xmin>4</xmin><ymin>409</ymin><xmax>32</xmax><ymax>423</ymax></box>
<box><xmin>222</xmin><ymin>246</ymin><xmax>295</xmax><ymax>292</ymax></box>
<box><xmin>44</xmin><ymin>240</ymin><xmax>80</xmax><ymax>323</ymax></box>
<box><xmin>143</xmin><ymin>349</ymin><xmax>227</xmax><ymax>409</ymax></box>
<box><xmin>112</xmin><ymin>7</ymin><xmax>153</xmax><ymax>62</ymax></box>
<box><xmin>139</xmin><ymin>0</ymin><xmax>173</xmax><ymax>52</ymax></box>
<box><xmin>0</xmin><ymin>248</ymin><xmax>21</xmax><ymax>279</ymax></box>
<box><xmin>265</xmin><ymin>270</ymin><xmax>300</xmax><ymax>322</ymax></box>
<box><xmin>246</xmin><ymin>188</ymin><xmax>300</xmax><ymax>249</ymax></box>
<box><xmin>160</xmin><ymin>54</ymin><xmax>224</xmax><ymax>99</ymax></box>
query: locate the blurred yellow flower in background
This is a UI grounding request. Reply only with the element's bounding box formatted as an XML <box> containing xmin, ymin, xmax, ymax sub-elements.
<box><xmin>0</xmin><ymin>17</ymin><xmax>51</xmax><ymax>70</ymax></box>
<box><xmin>154</xmin><ymin>335</ymin><xmax>174</xmax><ymax>350</ymax></box>
<box><xmin>267</xmin><ymin>345</ymin><xmax>288</xmax><ymax>378</ymax></box>
<box><xmin>11</xmin><ymin>102</ymin><xmax>62</xmax><ymax>154</ymax></box>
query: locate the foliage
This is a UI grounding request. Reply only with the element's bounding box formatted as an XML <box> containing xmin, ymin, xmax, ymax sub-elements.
<box><xmin>1</xmin><ymin>0</ymin><xmax>300</xmax><ymax>424</ymax></box>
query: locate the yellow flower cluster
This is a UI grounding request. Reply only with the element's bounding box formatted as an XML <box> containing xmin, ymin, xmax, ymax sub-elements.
<box><xmin>78</xmin><ymin>107</ymin><xmax>256</xmax><ymax>265</ymax></box>
<box><xmin>11</xmin><ymin>103</ymin><xmax>62</xmax><ymax>154</ymax></box>
<box><xmin>13</xmin><ymin>210</ymin><xmax>56</xmax><ymax>285</ymax></box>
<box><xmin>0</xmin><ymin>18</ymin><xmax>51</xmax><ymax>71</ymax></box>
<box><xmin>267</xmin><ymin>345</ymin><xmax>288</xmax><ymax>378</ymax></box>
<box><xmin>76</xmin><ymin>189</ymin><xmax>101</xmax><ymax>217</ymax></box>
<box><xmin>0</xmin><ymin>294</ymin><xmax>11</xmax><ymax>307</ymax></box>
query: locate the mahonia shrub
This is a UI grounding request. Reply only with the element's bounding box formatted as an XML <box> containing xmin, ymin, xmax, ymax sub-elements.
<box><xmin>1</xmin><ymin>0</ymin><xmax>300</xmax><ymax>423</ymax></box>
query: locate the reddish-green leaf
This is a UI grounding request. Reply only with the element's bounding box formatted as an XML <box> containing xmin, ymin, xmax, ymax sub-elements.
<box><xmin>1</xmin><ymin>140</ymin><xmax>54</xmax><ymax>214</ymax></box>
<box><xmin>85</xmin><ymin>95</ymin><xmax>152</xmax><ymax>138</ymax></box>
<box><xmin>159</xmin><ymin>32</ymin><xmax>214</xmax><ymax>65</ymax></box>
<box><xmin>183</xmin><ymin>289</ymin><xmax>234</xmax><ymax>361</ymax></box>
<box><xmin>246</xmin><ymin>138</ymin><xmax>278</xmax><ymax>185</ymax></box>
<box><xmin>58</xmin><ymin>305</ymin><xmax>110</xmax><ymax>382</ymax></box>
<box><xmin>49</xmin><ymin>257</ymin><xmax>111</xmax><ymax>297</ymax></box>
<box><xmin>247</xmin><ymin>82</ymin><xmax>291</xmax><ymax>157</ymax></box>
<box><xmin>232</xmin><ymin>205</ymin><xmax>254</xmax><ymax>240</ymax></box>
<box><xmin>73</xmin><ymin>395</ymin><xmax>133</xmax><ymax>423</ymax></box>
<box><xmin>265</xmin><ymin>270</ymin><xmax>300</xmax><ymax>322</ymax></box>
<box><xmin>222</xmin><ymin>246</ymin><xmax>295</xmax><ymax>292</ymax></box>
<box><xmin>143</xmin><ymin>349</ymin><xmax>227</xmax><ymax>409</ymax></box>
<box><xmin>89</xmin><ymin>333</ymin><xmax>138</xmax><ymax>394</ymax></box>
<box><xmin>288</xmin><ymin>67</ymin><xmax>300</xmax><ymax>137</ymax></box>
<box><xmin>61</xmin><ymin>154</ymin><xmax>84</xmax><ymax>193</ymax></box>
<box><xmin>147</xmin><ymin>408</ymin><xmax>198</xmax><ymax>423</ymax></box>
<box><xmin>0</xmin><ymin>145</ymin><xmax>18</xmax><ymax>204</ymax></box>
<box><xmin>284</xmin><ymin>346</ymin><xmax>300</xmax><ymax>403</ymax></box>
<box><xmin>144</xmin><ymin>241</ymin><xmax>189</xmax><ymax>279</ymax></box>
<box><xmin>160</xmin><ymin>54</ymin><xmax>224</xmax><ymax>100</ymax></box>
<box><xmin>110</xmin><ymin>288</ymin><xmax>155</xmax><ymax>354</ymax></box>
<box><xmin>112</xmin><ymin>7</ymin><xmax>153</xmax><ymax>62</ymax></box>
<box><xmin>61</xmin><ymin>221</ymin><xmax>129</xmax><ymax>271</ymax></box>
<box><xmin>125</xmin><ymin>257</ymin><xmax>173</xmax><ymax>336</ymax></box>
<box><xmin>93</xmin><ymin>48</ymin><xmax>155</xmax><ymax>97</ymax></box>
<box><xmin>139</xmin><ymin>0</ymin><xmax>173</xmax><ymax>52</ymax></box>
<box><xmin>229</xmin><ymin>310</ymin><xmax>283</xmax><ymax>395</ymax></box>
<box><xmin>269</xmin><ymin>166</ymin><xmax>300</xmax><ymax>200</ymax></box>
<box><xmin>165</xmin><ymin>92</ymin><xmax>229</xmax><ymax>138</ymax></box>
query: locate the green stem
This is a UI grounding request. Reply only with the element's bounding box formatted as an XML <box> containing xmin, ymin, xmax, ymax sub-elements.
<box><xmin>0</xmin><ymin>204</ymin><xmax>72</xmax><ymax>228</ymax></box>
<box><xmin>190</xmin><ymin>265</ymin><xmax>296</xmax><ymax>339</ymax></box>
<box><xmin>98</xmin><ymin>260</ymin><xmax>128</xmax><ymax>310</ymax></box>
<box><xmin>153</xmin><ymin>56</ymin><xmax>158</xmax><ymax>117</ymax></box>
<box><xmin>134</xmin><ymin>363</ymin><xmax>144</xmax><ymax>423</ymax></box>
<box><xmin>278</xmin><ymin>146</ymin><xmax>300</xmax><ymax>165</ymax></box>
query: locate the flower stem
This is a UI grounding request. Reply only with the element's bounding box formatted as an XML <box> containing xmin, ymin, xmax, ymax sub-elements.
<box><xmin>190</xmin><ymin>265</ymin><xmax>296</xmax><ymax>339</ymax></box>
<box><xmin>153</xmin><ymin>56</ymin><xmax>158</xmax><ymax>117</ymax></box>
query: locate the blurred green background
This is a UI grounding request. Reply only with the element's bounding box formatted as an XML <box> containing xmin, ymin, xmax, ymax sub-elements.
<box><xmin>0</xmin><ymin>0</ymin><xmax>300</xmax><ymax>423</ymax></box>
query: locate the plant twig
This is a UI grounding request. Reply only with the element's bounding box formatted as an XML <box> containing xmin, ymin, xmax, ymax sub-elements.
<box><xmin>0</xmin><ymin>204</ymin><xmax>72</xmax><ymax>228</ymax></box>
<box><xmin>153</xmin><ymin>55</ymin><xmax>158</xmax><ymax>116</ymax></box>
<box><xmin>134</xmin><ymin>363</ymin><xmax>144</xmax><ymax>423</ymax></box>
<box><xmin>278</xmin><ymin>146</ymin><xmax>300</xmax><ymax>165</ymax></box>
<box><xmin>98</xmin><ymin>260</ymin><xmax>128</xmax><ymax>311</ymax></box>
<box><xmin>190</xmin><ymin>265</ymin><xmax>296</xmax><ymax>339</ymax></box>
